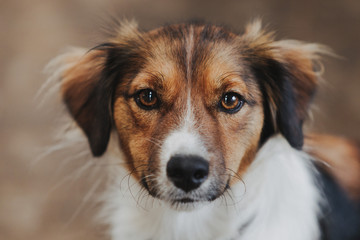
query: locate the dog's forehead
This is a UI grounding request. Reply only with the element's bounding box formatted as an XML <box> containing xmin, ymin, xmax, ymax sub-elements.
<box><xmin>140</xmin><ymin>24</ymin><xmax>247</xmax><ymax>90</ymax></box>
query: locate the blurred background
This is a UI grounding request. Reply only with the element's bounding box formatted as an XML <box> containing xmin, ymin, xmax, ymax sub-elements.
<box><xmin>0</xmin><ymin>0</ymin><xmax>359</xmax><ymax>239</ymax></box>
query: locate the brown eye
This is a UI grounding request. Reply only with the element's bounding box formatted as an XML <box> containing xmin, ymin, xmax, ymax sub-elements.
<box><xmin>135</xmin><ymin>89</ymin><xmax>159</xmax><ymax>110</ymax></box>
<box><xmin>219</xmin><ymin>92</ymin><xmax>244</xmax><ymax>113</ymax></box>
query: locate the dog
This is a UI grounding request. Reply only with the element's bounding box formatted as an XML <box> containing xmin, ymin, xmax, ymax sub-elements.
<box><xmin>45</xmin><ymin>20</ymin><xmax>360</xmax><ymax>240</ymax></box>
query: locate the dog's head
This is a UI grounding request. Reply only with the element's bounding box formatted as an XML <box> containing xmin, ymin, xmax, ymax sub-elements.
<box><xmin>57</xmin><ymin>20</ymin><xmax>327</xmax><ymax>208</ymax></box>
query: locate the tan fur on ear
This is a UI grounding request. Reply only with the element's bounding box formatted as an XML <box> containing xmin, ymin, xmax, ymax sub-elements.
<box><xmin>61</xmin><ymin>49</ymin><xmax>106</xmax><ymax>117</ymax></box>
<box><xmin>60</xmin><ymin>49</ymin><xmax>112</xmax><ymax>156</ymax></box>
<box><xmin>242</xmin><ymin>19</ymin><xmax>275</xmax><ymax>45</ymax></box>
<box><xmin>112</xmin><ymin>19</ymin><xmax>141</xmax><ymax>42</ymax></box>
<box><xmin>240</xmin><ymin>20</ymin><xmax>332</xmax><ymax>148</ymax></box>
<box><xmin>44</xmin><ymin>47</ymin><xmax>111</xmax><ymax>156</ymax></box>
<box><xmin>47</xmin><ymin>21</ymin><xmax>144</xmax><ymax>156</ymax></box>
<box><xmin>269</xmin><ymin>40</ymin><xmax>332</xmax><ymax>119</ymax></box>
<box><xmin>270</xmin><ymin>40</ymin><xmax>333</xmax><ymax>118</ymax></box>
<box><xmin>242</xmin><ymin>20</ymin><xmax>331</xmax><ymax>121</ymax></box>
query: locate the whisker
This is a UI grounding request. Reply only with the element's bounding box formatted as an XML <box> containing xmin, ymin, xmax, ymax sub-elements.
<box><xmin>119</xmin><ymin>164</ymin><xmax>149</xmax><ymax>188</ymax></box>
<box><xmin>119</xmin><ymin>164</ymin><xmax>156</xmax><ymax>210</ymax></box>
<box><xmin>143</xmin><ymin>137</ymin><xmax>163</xmax><ymax>148</ymax></box>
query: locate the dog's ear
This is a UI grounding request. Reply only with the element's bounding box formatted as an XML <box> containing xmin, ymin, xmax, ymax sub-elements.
<box><xmin>58</xmin><ymin>48</ymin><xmax>112</xmax><ymax>156</ymax></box>
<box><xmin>242</xmin><ymin>20</ymin><xmax>330</xmax><ymax>149</ymax></box>
<box><xmin>46</xmin><ymin>21</ymin><xmax>142</xmax><ymax>157</ymax></box>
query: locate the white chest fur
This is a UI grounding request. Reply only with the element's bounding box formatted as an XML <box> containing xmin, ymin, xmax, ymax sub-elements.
<box><xmin>102</xmin><ymin>135</ymin><xmax>322</xmax><ymax>240</ymax></box>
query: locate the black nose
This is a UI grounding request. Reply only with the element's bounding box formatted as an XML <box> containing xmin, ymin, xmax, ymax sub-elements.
<box><xmin>166</xmin><ymin>154</ymin><xmax>209</xmax><ymax>193</ymax></box>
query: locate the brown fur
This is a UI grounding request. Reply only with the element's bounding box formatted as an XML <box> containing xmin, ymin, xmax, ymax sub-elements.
<box><xmin>57</xmin><ymin>20</ymin><xmax>358</xmax><ymax>201</ymax></box>
<box><xmin>61</xmin><ymin>50</ymin><xmax>105</xmax><ymax>116</ymax></box>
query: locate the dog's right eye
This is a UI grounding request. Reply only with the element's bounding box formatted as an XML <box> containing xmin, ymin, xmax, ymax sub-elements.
<box><xmin>219</xmin><ymin>92</ymin><xmax>244</xmax><ymax>114</ymax></box>
<box><xmin>134</xmin><ymin>89</ymin><xmax>159</xmax><ymax>110</ymax></box>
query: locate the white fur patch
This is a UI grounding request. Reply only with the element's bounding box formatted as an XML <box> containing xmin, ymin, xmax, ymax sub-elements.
<box><xmin>160</xmin><ymin>128</ymin><xmax>208</xmax><ymax>164</ymax></box>
<box><xmin>229</xmin><ymin>135</ymin><xmax>322</xmax><ymax>240</ymax></box>
<box><xmin>102</xmin><ymin>135</ymin><xmax>322</xmax><ymax>240</ymax></box>
<box><xmin>154</xmin><ymin>89</ymin><xmax>212</xmax><ymax>203</ymax></box>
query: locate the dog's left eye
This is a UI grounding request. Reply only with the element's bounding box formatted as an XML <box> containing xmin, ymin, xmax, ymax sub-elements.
<box><xmin>219</xmin><ymin>92</ymin><xmax>244</xmax><ymax>113</ymax></box>
<box><xmin>135</xmin><ymin>89</ymin><xmax>159</xmax><ymax>110</ymax></box>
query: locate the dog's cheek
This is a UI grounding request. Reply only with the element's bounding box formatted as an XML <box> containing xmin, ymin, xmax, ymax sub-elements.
<box><xmin>113</xmin><ymin>97</ymin><xmax>158</xmax><ymax>178</ymax></box>
<box><xmin>220</xmin><ymin>106</ymin><xmax>264</xmax><ymax>182</ymax></box>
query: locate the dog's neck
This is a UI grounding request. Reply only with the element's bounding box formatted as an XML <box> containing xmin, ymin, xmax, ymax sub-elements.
<box><xmin>102</xmin><ymin>135</ymin><xmax>322</xmax><ymax>240</ymax></box>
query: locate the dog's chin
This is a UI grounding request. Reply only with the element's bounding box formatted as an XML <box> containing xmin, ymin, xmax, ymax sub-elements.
<box><xmin>167</xmin><ymin>198</ymin><xmax>213</xmax><ymax>211</ymax></box>
<box><xmin>147</xmin><ymin>191</ymin><xmax>220</xmax><ymax>211</ymax></box>
<box><xmin>152</xmin><ymin>192</ymin><xmax>222</xmax><ymax>212</ymax></box>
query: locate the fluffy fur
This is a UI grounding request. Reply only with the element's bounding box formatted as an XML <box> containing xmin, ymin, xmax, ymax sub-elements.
<box><xmin>44</xmin><ymin>20</ymin><xmax>360</xmax><ymax>240</ymax></box>
<box><xmin>101</xmin><ymin>135</ymin><xmax>321</xmax><ymax>240</ymax></box>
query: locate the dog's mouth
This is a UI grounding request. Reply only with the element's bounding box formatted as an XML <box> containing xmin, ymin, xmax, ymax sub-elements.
<box><xmin>175</xmin><ymin>198</ymin><xmax>196</xmax><ymax>203</ymax></box>
<box><xmin>172</xmin><ymin>193</ymin><xmax>221</xmax><ymax>204</ymax></box>
<box><xmin>141</xmin><ymin>175</ymin><xmax>230</xmax><ymax>206</ymax></box>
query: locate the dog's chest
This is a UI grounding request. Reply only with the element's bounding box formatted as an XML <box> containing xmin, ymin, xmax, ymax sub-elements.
<box><xmin>108</xmin><ymin>200</ymin><xmax>239</xmax><ymax>240</ymax></box>
<box><xmin>105</xmin><ymin>136</ymin><xmax>322</xmax><ymax>240</ymax></box>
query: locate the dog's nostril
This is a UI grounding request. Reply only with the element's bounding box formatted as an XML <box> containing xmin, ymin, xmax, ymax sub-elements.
<box><xmin>194</xmin><ymin>169</ymin><xmax>207</xmax><ymax>181</ymax></box>
<box><xmin>166</xmin><ymin>154</ymin><xmax>209</xmax><ymax>193</ymax></box>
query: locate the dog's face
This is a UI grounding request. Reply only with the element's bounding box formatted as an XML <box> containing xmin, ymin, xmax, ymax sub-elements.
<box><xmin>112</xmin><ymin>25</ymin><xmax>265</xmax><ymax>204</ymax></box>
<box><xmin>60</xmin><ymin>21</ymin><xmax>325</xmax><ymax>208</ymax></box>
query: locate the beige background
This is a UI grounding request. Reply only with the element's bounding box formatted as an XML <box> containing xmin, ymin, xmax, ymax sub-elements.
<box><xmin>1</xmin><ymin>0</ymin><xmax>359</xmax><ymax>239</ymax></box>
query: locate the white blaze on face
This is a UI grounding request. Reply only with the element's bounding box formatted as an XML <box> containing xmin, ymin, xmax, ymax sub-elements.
<box><xmin>159</xmin><ymin>89</ymin><xmax>209</xmax><ymax>183</ymax></box>
<box><xmin>158</xmin><ymin>27</ymin><xmax>209</xmax><ymax>190</ymax></box>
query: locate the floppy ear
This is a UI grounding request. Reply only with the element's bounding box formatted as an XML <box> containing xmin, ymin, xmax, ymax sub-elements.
<box><xmin>59</xmin><ymin>48</ymin><xmax>112</xmax><ymax>156</ymax></box>
<box><xmin>242</xmin><ymin>21</ymin><xmax>329</xmax><ymax>149</ymax></box>
<box><xmin>47</xmin><ymin>21</ymin><xmax>142</xmax><ymax>157</ymax></box>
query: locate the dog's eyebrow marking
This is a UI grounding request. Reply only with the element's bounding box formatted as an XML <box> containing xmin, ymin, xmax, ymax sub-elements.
<box><xmin>216</xmin><ymin>71</ymin><xmax>243</xmax><ymax>83</ymax></box>
<box><xmin>215</xmin><ymin>72</ymin><xmax>258</xmax><ymax>106</ymax></box>
<box><xmin>145</xmin><ymin>71</ymin><xmax>165</xmax><ymax>82</ymax></box>
<box><xmin>144</xmin><ymin>71</ymin><xmax>166</xmax><ymax>89</ymax></box>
